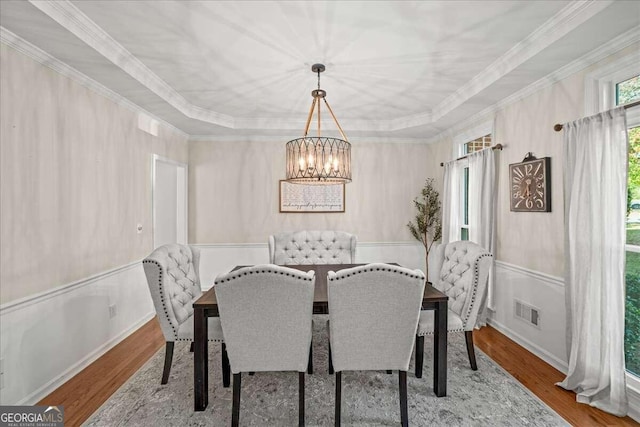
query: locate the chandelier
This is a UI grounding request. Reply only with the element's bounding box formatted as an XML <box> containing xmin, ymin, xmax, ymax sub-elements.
<box><xmin>285</xmin><ymin>64</ymin><xmax>351</xmax><ymax>184</ymax></box>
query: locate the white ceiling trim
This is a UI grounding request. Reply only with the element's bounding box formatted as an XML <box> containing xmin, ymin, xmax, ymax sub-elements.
<box><xmin>29</xmin><ymin>0</ymin><xmax>235</xmax><ymax>127</ymax></box>
<box><xmin>25</xmin><ymin>0</ymin><xmax>616</xmax><ymax>134</ymax></box>
<box><xmin>0</xmin><ymin>26</ymin><xmax>188</xmax><ymax>138</ymax></box>
<box><xmin>429</xmin><ymin>0</ymin><xmax>614</xmax><ymax>124</ymax></box>
<box><xmin>187</xmin><ymin>134</ymin><xmax>429</xmax><ymax>144</ymax></box>
<box><xmin>425</xmin><ymin>25</ymin><xmax>640</xmax><ymax>146</ymax></box>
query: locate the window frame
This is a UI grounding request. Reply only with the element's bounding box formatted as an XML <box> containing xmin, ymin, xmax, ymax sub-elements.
<box><xmin>454</xmin><ymin>120</ymin><xmax>494</xmax><ymax>241</ymax></box>
<box><xmin>590</xmin><ymin>52</ymin><xmax>640</xmax><ymax>392</ymax></box>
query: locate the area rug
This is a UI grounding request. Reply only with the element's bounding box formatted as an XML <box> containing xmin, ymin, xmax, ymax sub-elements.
<box><xmin>85</xmin><ymin>317</ymin><xmax>568</xmax><ymax>426</ymax></box>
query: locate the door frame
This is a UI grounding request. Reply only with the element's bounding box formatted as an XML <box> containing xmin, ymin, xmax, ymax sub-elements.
<box><xmin>152</xmin><ymin>154</ymin><xmax>188</xmax><ymax>249</ymax></box>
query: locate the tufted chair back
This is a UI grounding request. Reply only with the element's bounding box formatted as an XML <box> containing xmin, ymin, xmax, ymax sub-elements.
<box><xmin>432</xmin><ymin>241</ymin><xmax>493</xmax><ymax>330</ymax></box>
<box><xmin>142</xmin><ymin>244</ymin><xmax>203</xmax><ymax>341</ymax></box>
<box><xmin>268</xmin><ymin>230</ymin><xmax>356</xmax><ymax>265</ymax></box>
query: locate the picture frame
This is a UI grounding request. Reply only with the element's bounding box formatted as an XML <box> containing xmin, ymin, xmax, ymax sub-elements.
<box><xmin>279</xmin><ymin>180</ymin><xmax>345</xmax><ymax>213</ymax></box>
<box><xmin>509</xmin><ymin>154</ymin><xmax>551</xmax><ymax>212</ymax></box>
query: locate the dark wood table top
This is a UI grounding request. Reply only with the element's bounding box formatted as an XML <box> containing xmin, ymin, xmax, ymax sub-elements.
<box><xmin>193</xmin><ymin>264</ymin><xmax>448</xmax><ymax>314</ymax></box>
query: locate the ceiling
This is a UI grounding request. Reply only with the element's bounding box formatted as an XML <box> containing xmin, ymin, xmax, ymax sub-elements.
<box><xmin>1</xmin><ymin>1</ymin><xmax>639</xmax><ymax>141</ymax></box>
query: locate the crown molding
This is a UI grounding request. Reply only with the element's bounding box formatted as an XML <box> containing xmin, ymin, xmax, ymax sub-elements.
<box><xmin>187</xmin><ymin>134</ymin><xmax>429</xmax><ymax>144</ymax></box>
<box><xmin>0</xmin><ymin>26</ymin><xmax>188</xmax><ymax>138</ymax></box>
<box><xmin>431</xmin><ymin>0</ymin><xmax>615</xmax><ymax>123</ymax></box>
<box><xmin>28</xmin><ymin>0</ymin><xmax>234</xmax><ymax>128</ymax></box>
<box><xmin>24</xmin><ymin>0</ymin><xmax>621</xmax><ymax>135</ymax></box>
<box><xmin>425</xmin><ymin>25</ymin><xmax>640</xmax><ymax>146</ymax></box>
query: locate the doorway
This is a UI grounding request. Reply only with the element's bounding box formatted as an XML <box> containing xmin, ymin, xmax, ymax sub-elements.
<box><xmin>152</xmin><ymin>155</ymin><xmax>188</xmax><ymax>249</ymax></box>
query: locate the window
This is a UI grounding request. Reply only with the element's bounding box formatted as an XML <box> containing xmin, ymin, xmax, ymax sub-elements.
<box><xmin>623</xmin><ymin>77</ymin><xmax>640</xmax><ymax>378</ymax></box>
<box><xmin>459</xmin><ymin>133</ymin><xmax>492</xmax><ymax>241</ymax></box>
<box><xmin>588</xmin><ymin>51</ymin><xmax>640</xmax><ymax>391</ymax></box>
<box><xmin>617</xmin><ymin>75</ymin><xmax>640</xmax><ymax>106</ymax></box>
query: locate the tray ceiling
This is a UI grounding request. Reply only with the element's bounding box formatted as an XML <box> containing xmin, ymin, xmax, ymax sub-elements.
<box><xmin>1</xmin><ymin>0</ymin><xmax>639</xmax><ymax>141</ymax></box>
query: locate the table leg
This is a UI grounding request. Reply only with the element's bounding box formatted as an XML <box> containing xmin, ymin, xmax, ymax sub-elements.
<box><xmin>194</xmin><ymin>307</ymin><xmax>208</xmax><ymax>411</ymax></box>
<box><xmin>433</xmin><ymin>301</ymin><xmax>447</xmax><ymax>397</ymax></box>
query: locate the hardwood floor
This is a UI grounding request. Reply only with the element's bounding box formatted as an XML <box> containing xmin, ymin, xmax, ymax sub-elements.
<box><xmin>474</xmin><ymin>327</ymin><xmax>639</xmax><ymax>427</ymax></box>
<box><xmin>38</xmin><ymin>319</ymin><xmax>638</xmax><ymax>427</ymax></box>
<box><xmin>37</xmin><ymin>319</ymin><xmax>164</xmax><ymax>427</ymax></box>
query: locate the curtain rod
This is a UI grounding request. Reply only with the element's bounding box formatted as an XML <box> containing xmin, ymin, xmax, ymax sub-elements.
<box><xmin>439</xmin><ymin>143</ymin><xmax>503</xmax><ymax>167</ymax></box>
<box><xmin>553</xmin><ymin>100</ymin><xmax>640</xmax><ymax>132</ymax></box>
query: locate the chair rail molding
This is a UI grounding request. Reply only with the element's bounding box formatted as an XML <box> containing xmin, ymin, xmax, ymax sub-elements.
<box><xmin>495</xmin><ymin>260</ymin><xmax>564</xmax><ymax>288</ymax></box>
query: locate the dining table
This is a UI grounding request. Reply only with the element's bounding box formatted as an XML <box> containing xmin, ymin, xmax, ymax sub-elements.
<box><xmin>192</xmin><ymin>263</ymin><xmax>449</xmax><ymax>411</ymax></box>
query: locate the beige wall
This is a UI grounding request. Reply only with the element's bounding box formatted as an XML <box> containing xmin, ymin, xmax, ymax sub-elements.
<box><xmin>427</xmin><ymin>43</ymin><xmax>639</xmax><ymax>278</ymax></box>
<box><xmin>189</xmin><ymin>140</ymin><xmax>431</xmax><ymax>243</ymax></box>
<box><xmin>0</xmin><ymin>44</ymin><xmax>189</xmax><ymax>304</ymax></box>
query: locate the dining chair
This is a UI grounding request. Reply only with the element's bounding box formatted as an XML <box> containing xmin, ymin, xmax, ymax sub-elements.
<box><xmin>415</xmin><ymin>241</ymin><xmax>493</xmax><ymax>376</ymax></box>
<box><xmin>268</xmin><ymin>230</ymin><xmax>357</xmax><ymax>264</ymax></box>
<box><xmin>142</xmin><ymin>244</ymin><xmax>229</xmax><ymax>386</ymax></box>
<box><xmin>214</xmin><ymin>265</ymin><xmax>315</xmax><ymax>427</ymax></box>
<box><xmin>327</xmin><ymin>263</ymin><xmax>425</xmax><ymax>427</ymax></box>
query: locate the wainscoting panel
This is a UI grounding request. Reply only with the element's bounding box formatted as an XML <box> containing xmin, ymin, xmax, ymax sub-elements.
<box><xmin>0</xmin><ymin>262</ymin><xmax>154</xmax><ymax>405</ymax></box>
<box><xmin>489</xmin><ymin>261</ymin><xmax>568</xmax><ymax>373</ymax></box>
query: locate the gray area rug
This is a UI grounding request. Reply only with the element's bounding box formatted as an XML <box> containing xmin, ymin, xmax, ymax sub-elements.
<box><xmin>85</xmin><ymin>316</ymin><xmax>568</xmax><ymax>426</ymax></box>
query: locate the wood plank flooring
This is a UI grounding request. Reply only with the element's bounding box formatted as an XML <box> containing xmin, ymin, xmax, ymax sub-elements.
<box><xmin>38</xmin><ymin>318</ymin><xmax>638</xmax><ymax>426</ymax></box>
<box><xmin>37</xmin><ymin>319</ymin><xmax>164</xmax><ymax>427</ymax></box>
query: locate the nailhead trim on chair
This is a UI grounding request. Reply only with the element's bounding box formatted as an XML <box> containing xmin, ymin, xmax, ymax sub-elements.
<box><xmin>328</xmin><ymin>265</ymin><xmax>424</xmax><ymax>281</ymax></box>
<box><xmin>217</xmin><ymin>267</ymin><xmax>314</xmax><ymax>284</ymax></box>
<box><xmin>460</xmin><ymin>252</ymin><xmax>493</xmax><ymax>327</ymax></box>
<box><xmin>143</xmin><ymin>259</ymin><xmax>178</xmax><ymax>340</ymax></box>
<box><xmin>416</xmin><ymin>250</ymin><xmax>493</xmax><ymax>337</ymax></box>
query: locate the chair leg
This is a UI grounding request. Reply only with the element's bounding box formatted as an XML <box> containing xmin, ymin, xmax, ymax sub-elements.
<box><xmin>335</xmin><ymin>371</ymin><xmax>341</xmax><ymax>427</ymax></box>
<box><xmin>328</xmin><ymin>343</ymin><xmax>334</xmax><ymax>375</ymax></box>
<box><xmin>190</xmin><ymin>342</ymin><xmax>194</xmax><ymax>352</ymax></box>
<box><xmin>299</xmin><ymin>372</ymin><xmax>305</xmax><ymax>427</ymax></box>
<box><xmin>307</xmin><ymin>340</ymin><xmax>313</xmax><ymax>374</ymax></box>
<box><xmin>399</xmin><ymin>371</ymin><xmax>408</xmax><ymax>427</ymax></box>
<box><xmin>232</xmin><ymin>373</ymin><xmax>241</xmax><ymax>427</ymax></box>
<box><xmin>465</xmin><ymin>331</ymin><xmax>478</xmax><ymax>371</ymax></box>
<box><xmin>415</xmin><ymin>335</ymin><xmax>424</xmax><ymax>378</ymax></box>
<box><xmin>222</xmin><ymin>343</ymin><xmax>231</xmax><ymax>388</ymax></box>
<box><xmin>161</xmin><ymin>341</ymin><xmax>174</xmax><ymax>384</ymax></box>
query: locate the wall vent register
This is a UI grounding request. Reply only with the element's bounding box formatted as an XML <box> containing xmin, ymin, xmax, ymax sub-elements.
<box><xmin>514</xmin><ymin>299</ymin><xmax>540</xmax><ymax>328</ymax></box>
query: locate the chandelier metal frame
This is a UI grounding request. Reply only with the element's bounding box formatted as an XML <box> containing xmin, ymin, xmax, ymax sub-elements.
<box><xmin>285</xmin><ymin>64</ymin><xmax>352</xmax><ymax>184</ymax></box>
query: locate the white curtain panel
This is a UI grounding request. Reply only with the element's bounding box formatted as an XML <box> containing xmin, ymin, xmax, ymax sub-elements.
<box><xmin>558</xmin><ymin>106</ymin><xmax>628</xmax><ymax>416</ymax></box>
<box><xmin>468</xmin><ymin>148</ymin><xmax>497</xmax><ymax>322</ymax></box>
<box><xmin>441</xmin><ymin>160</ymin><xmax>463</xmax><ymax>244</ymax></box>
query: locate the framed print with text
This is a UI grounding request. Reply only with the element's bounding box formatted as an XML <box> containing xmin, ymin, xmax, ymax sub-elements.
<box><xmin>279</xmin><ymin>180</ymin><xmax>345</xmax><ymax>213</ymax></box>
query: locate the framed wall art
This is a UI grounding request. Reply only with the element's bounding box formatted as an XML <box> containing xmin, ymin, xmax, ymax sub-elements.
<box><xmin>509</xmin><ymin>153</ymin><xmax>551</xmax><ymax>212</ymax></box>
<box><xmin>279</xmin><ymin>180</ymin><xmax>345</xmax><ymax>213</ymax></box>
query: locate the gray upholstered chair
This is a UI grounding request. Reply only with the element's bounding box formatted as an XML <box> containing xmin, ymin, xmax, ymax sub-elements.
<box><xmin>415</xmin><ymin>241</ymin><xmax>493</xmax><ymax>376</ymax></box>
<box><xmin>214</xmin><ymin>265</ymin><xmax>315</xmax><ymax>427</ymax></box>
<box><xmin>268</xmin><ymin>230</ymin><xmax>356</xmax><ymax>265</ymax></box>
<box><xmin>142</xmin><ymin>244</ymin><xmax>228</xmax><ymax>386</ymax></box>
<box><xmin>327</xmin><ymin>263</ymin><xmax>425</xmax><ymax>427</ymax></box>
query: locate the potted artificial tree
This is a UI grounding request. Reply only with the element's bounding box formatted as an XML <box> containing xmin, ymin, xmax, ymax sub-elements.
<box><xmin>407</xmin><ymin>178</ymin><xmax>442</xmax><ymax>280</ymax></box>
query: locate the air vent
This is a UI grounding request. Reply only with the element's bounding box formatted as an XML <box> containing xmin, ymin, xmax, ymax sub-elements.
<box><xmin>138</xmin><ymin>112</ymin><xmax>159</xmax><ymax>136</ymax></box>
<box><xmin>514</xmin><ymin>299</ymin><xmax>540</xmax><ymax>328</ymax></box>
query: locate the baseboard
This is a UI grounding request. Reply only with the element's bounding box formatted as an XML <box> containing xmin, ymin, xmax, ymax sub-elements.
<box><xmin>17</xmin><ymin>312</ymin><xmax>154</xmax><ymax>405</ymax></box>
<box><xmin>487</xmin><ymin>318</ymin><xmax>568</xmax><ymax>374</ymax></box>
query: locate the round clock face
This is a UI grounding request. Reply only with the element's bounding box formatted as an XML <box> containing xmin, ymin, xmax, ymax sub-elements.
<box><xmin>511</xmin><ymin>160</ymin><xmax>546</xmax><ymax>210</ymax></box>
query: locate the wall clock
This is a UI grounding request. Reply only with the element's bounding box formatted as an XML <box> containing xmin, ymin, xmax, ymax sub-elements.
<box><xmin>509</xmin><ymin>153</ymin><xmax>551</xmax><ymax>212</ymax></box>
